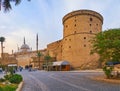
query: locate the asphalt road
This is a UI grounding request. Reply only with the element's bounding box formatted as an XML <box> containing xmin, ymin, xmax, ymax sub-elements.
<box><xmin>18</xmin><ymin>70</ymin><xmax>120</xmax><ymax>91</ymax></box>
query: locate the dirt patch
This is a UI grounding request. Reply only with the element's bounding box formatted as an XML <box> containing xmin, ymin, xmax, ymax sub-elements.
<box><xmin>91</xmin><ymin>76</ymin><xmax>120</xmax><ymax>84</ymax></box>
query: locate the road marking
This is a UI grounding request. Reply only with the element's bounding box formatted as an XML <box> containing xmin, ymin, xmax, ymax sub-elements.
<box><xmin>65</xmin><ymin>74</ymin><xmax>102</xmax><ymax>87</ymax></box>
<box><xmin>49</xmin><ymin>74</ymin><xmax>92</xmax><ymax>91</ymax></box>
<box><xmin>29</xmin><ymin>74</ymin><xmax>50</xmax><ymax>91</ymax></box>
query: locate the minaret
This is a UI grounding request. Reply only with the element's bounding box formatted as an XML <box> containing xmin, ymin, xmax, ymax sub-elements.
<box><xmin>24</xmin><ymin>37</ymin><xmax>26</xmax><ymax>44</ymax></box>
<box><xmin>36</xmin><ymin>34</ymin><xmax>38</xmax><ymax>52</ymax></box>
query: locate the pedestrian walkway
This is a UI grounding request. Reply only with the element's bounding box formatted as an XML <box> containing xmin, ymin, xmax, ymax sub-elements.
<box><xmin>70</xmin><ymin>69</ymin><xmax>103</xmax><ymax>73</ymax></box>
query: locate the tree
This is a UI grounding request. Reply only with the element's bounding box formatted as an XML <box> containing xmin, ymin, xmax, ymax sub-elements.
<box><xmin>0</xmin><ymin>0</ymin><xmax>30</xmax><ymax>12</ymax></box>
<box><xmin>0</xmin><ymin>37</ymin><xmax>5</xmax><ymax>59</ymax></box>
<box><xmin>91</xmin><ymin>28</ymin><xmax>120</xmax><ymax>63</ymax></box>
<box><xmin>44</xmin><ymin>54</ymin><xmax>52</xmax><ymax>71</ymax></box>
<box><xmin>37</xmin><ymin>51</ymin><xmax>42</xmax><ymax>69</ymax></box>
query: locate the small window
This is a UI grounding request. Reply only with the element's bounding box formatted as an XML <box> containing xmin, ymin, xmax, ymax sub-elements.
<box><xmin>90</xmin><ymin>31</ymin><xmax>92</xmax><ymax>33</ymax></box>
<box><xmin>69</xmin><ymin>39</ymin><xmax>71</xmax><ymax>41</ymax></box>
<box><xmin>66</xmin><ymin>25</ymin><xmax>68</xmax><ymax>28</ymax></box>
<box><xmin>84</xmin><ymin>37</ymin><xmax>86</xmax><ymax>39</ymax></box>
<box><xmin>84</xmin><ymin>44</ymin><xmax>86</xmax><ymax>47</ymax></box>
<box><xmin>96</xmin><ymin>24</ymin><xmax>98</xmax><ymax>26</ymax></box>
<box><xmin>65</xmin><ymin>39</ymin><xmax>67</xmax><ymax>41</ymax></box>
<box><xmin>75</xmin><ymin>19</ymin><xmax>76</xmax><ymax>22</ymax></box>
<box><xmin>90</xmin><ymin>18</ymin><xmax>93</xmax><ymax>21</ymax></box>
<box><xmin>89</xmin><ymin>24</ymin><xmax>91</xmax><ymax>26</ymax></box>
<box><xmin>74</xmin><ymin>24</ymin><xmax>76</xmax><ymax>27</ymax></box>
<box><xmin>69</xmin><ymin>46</ymin><xmax>71</xmax><ymax>48</ymax></box>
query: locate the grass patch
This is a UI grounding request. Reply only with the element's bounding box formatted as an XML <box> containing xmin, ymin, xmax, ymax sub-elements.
<box><xmin>0</xmin><ymin>74</ymin><xmax>22</xmax><ymax>91</ymax></box>
<box><xmin>0</xmin><ymin>83</ymin><xmax>18</xmax><ymax>91</ymax></box>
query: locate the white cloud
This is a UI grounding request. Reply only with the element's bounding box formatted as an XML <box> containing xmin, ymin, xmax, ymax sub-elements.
<box><xmin>4</xmin><ymin>28</ymin><xmax>36</xmax><ymax>53</ymax></box>
<box><xmin>1</xmin><ymin>0</ymin><xmax>120</xmax><ymax>54</ymax></box>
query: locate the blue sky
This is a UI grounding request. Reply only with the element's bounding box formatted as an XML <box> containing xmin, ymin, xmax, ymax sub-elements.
<box><xmin>0</xmin><ymin>0</ymin><xmax>120</xmax><ymax>54</ymax></box>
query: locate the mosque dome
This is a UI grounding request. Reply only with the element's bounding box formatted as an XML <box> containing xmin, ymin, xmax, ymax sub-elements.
<box><xmin>19</xmin><ymin>37</ymin><xmax>30</xmax><ymax>52</ymax></box>
<box><xmin>21</xmin><ymin>44</ymin><xmax>30</xmax><ymax>49</ymax></box>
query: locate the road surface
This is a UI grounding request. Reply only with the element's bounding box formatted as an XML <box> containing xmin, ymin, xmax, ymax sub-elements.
<box><xmin>18</xmin><ymin>70</ymin><xmax>120</xmax><ymax>91</ymax></box>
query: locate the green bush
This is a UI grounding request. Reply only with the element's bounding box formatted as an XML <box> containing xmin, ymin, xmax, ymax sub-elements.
<box><xmin>2</xmin><ymin>85</ymin><xmax>17</xmax><ymax>91</ymax></box>
<box><xmin>0</xmin><ymin>65</ymin><xmax>7</xmax><ymax>71</ymax></box>
<box><xmin>4</xmin><ymin>74</ymin><xmax>12</xmax><ymax>80</ymax></box>
<box><xmin>103</xmin><ymin>66</ymin><xmax>113</xmax><ymax>78</ymax></box>
<box><xmin>0</xmin><ymin>87</ymin><xmax>2</xmax><ymax>91</ymax></box>
<box><xmin>0</xmin><ymin>85</ymin><xmax>17</xmax><ymax>91</ymax></box>
<box><xmin>0</xmin><ymin>78</ymin><xmax>5</xmax><ymax>82</ymax></box>
<box><xmin>9</xmin><ymin>74</ymin><xmax>22</xmax><ymax>84</ymax></box>
<box><xmin>9</xmin><ymin>67</ymin><xmax>14</xmax><ymax>75</ymax></box>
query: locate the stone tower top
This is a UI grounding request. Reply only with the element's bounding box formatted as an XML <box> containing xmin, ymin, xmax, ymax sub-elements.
<box><xmin>63</xmin><ymin>9</ymin><xmax>103</xmax><ymax>24</ymax></box>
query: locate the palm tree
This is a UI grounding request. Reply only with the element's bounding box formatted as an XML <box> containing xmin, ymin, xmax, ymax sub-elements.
<box><xmin>44</xmin><ymin>54</ymin><xmax>52</xmax><ymax>71</ymax></box>
<box><xmin>0</xmin><ymin>37</ymin><xmax>5</xmax><ymax>59</ymax></box>
<box><xmin>0</xmin><ymin>0</ymin><xmax>30</xmax><ymax>12</ymax></box>
<box><xmin>37</xmin><ymin>51</ymin><xmax>42</xmax><ymax>70</ymax></box>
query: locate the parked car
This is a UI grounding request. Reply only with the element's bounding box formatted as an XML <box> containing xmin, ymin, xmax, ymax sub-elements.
<box><xmin>106</xmin><ymin>61</ymin><xmax>120</xmax><ymax>66</ymax></box>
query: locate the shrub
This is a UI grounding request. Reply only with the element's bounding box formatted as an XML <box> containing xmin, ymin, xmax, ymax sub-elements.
<box><xmin>2</xmin><ymin>85</ymin><xmax>17</xmax><ymax>91</ymax></box>
<box><xmin>103</xmin><ymin>66</ymin><xmax>113</xmax><ymax>78</ymax></box>
<box><xmin>0</xmin><ymin>78</ymin><xmax>5</xmax><ymax>82</ymax></box>
<box><xmin>0</xmin><ymin>87</ymin><xmax>2</xmax><ymax>91</ymax></box>
<box><xmin>4</xmin><ymin>74</ymin><xmax>12</xmax><ymax>80</ymax></box>
<box><xmin>9</xmin><ymin>67</ymin><xmax>14</xmax><ymax>75</ymax></box>
<box><xmin>9</xmin><ymin>74</ymin><xmax>22</xmax><ymax>84</ymax></box>
<box><xmin>0</xmin><ymin>84</ymin><xmax>17</xmax><ymax>91</ymax></box>
<box><xmin>0</xmin><ymin>65</ymin><xmax>7</xmax><ymax>71</ymax></box>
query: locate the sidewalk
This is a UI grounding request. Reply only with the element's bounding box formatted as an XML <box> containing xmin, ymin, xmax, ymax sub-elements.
<box><xmin>70</xmin><ymin>69</ymin><xmax>103</xmax><ymax>72</ymax></box>
<box><xmin>91</xmin><ymin>76</ymin><xmax>120</xmax><ymax>84</ymax></box>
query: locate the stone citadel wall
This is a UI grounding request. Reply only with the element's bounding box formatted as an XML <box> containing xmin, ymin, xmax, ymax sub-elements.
<box><xmin>47</xmin><ymin>10</ymin><xmax>103</xmax><ymax>69</ymax></box>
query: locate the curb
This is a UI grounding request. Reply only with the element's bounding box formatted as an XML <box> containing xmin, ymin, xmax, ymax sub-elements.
<box><xmin>16</xmin><ymin>81</ymin><xmax>24</xmax><ymax>91</ymax></box>
<box><xmin>90</xmin><ymin>76</ymin><xmax>120</xmax><ymax>84</ymax></box>
<box><xmin>69</xmin><ymin>70</ymin><xmax>104</xmax><ymax>73</ymax></box>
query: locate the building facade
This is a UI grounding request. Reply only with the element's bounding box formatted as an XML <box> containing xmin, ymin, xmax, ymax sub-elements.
<box><xmin>47</xmin><ymin>10</ymin><xmax>103</xmax><ymax>69</ymax></box>
<box><xmin>0</xmin><ymin>53</ymin><xmax>17</xmax><ymax>66</ymax></box>
<box><xmin>47</xmin><ymin>40</ymin><xmax>62</xmax><ymax>61</ymax></box>
<box><xmin>15</xmin><ymin>38</ymin><xmax>47</xmax><ymax>68</ymax></box>
<box><xmin>0</xmin><ymin>9</ymin><xmax>103</xmax><ymax>70</ymax></box>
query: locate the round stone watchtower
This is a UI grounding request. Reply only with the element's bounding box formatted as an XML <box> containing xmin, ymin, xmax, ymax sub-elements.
<box><xmin>62</xmin><ymin>10</ymin><xmax>103</xmax><ymax>69</ymax></box>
